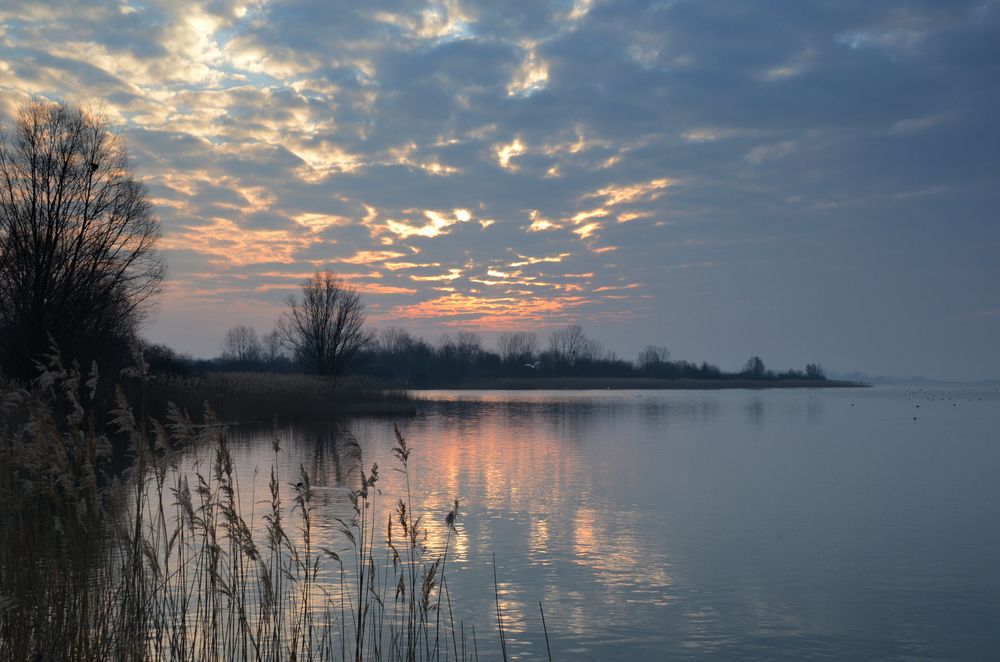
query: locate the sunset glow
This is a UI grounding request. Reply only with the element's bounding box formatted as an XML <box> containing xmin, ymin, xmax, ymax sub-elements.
<box><xmin>2</xmin><ymin>0</ymin><xmax>995</xmax><ymax>378</ymax></box>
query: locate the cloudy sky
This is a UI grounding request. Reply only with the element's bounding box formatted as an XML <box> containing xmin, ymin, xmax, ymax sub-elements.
<box><xmin>2</xmin><ymin>0</ymin><xmax>998</xmax><ymax>379</ymax></box>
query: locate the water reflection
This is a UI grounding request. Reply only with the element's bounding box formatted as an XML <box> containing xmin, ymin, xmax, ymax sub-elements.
<box><xmin>746</xmin><ymin>397</ymin><xmax>765</xmax><ymax>426</ymax></box>
<box><xmin>195</xmin><ymin>386</ymin><xmax>1000</xmax><ymax>660</ymax></box>
<box><xmin>303</xmin><ymin>423</ymin><xmax>354</xmax><ymax>486</ymax></box>
<box><xmin>206</xmin><ymin>393</ymin><xmax>685</xmax><ymax>658</ymax></box>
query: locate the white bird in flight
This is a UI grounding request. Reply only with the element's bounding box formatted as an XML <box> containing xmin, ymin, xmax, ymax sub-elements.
<box><xmin>524</xmin><ymin>361</ymin><xmax>542</xmax><ymax>369</ymax></box>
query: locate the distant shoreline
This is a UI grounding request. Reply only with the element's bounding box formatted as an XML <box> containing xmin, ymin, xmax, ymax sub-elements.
<box><xmin>426</xmin><ymin>377</ymin><xmax>867</xmax><ymax>390</ymax></box>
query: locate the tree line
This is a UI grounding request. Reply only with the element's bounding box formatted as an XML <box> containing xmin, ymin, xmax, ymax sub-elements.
<box><xmin>147</xmin><ymin>269</ymin><xmax>826</xmax><ymax>387</ymax></box>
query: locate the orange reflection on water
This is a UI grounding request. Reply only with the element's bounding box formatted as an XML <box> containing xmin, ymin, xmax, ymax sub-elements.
<box><xmin>159</xmin><ymin>393</ymin><xmax>687</xmax><ymax>657</ymax></box>
<box><xmin>395</xmin><ymin>399</ymin><xmax>674</xmax><ymax>596</ymax></box>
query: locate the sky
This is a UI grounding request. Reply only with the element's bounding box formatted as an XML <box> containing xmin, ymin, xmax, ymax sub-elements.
<box><xmin>1</xmin><ymin>0</ymin><xmax>998</xmax><ymax>380</ymax></box>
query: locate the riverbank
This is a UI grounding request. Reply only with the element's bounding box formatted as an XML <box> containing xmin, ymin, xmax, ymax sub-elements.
<box><xmin>140</xmin><ymin>371</ymin><xmax>415</xmax><ymax>423</ymax></box>
<box><xmin>131</xmin><ymin>373</ymin><xmax>863</xmax><ymax>425</ymax></box>
<box><xmin>438</xmin><ymin>377</ymin><xmax>865</xmax><ymax>390</ymax></box>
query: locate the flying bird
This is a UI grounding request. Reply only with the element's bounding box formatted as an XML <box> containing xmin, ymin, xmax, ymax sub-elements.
<box><xmin>524</xmin><ymin>361</ymin><xmax>542</xmax><ymax>369</ymax></box>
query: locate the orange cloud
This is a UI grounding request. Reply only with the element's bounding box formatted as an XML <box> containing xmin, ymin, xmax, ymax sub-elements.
<box><xmin>160</xmin><ymin>218</ymin><xmax>319</xmax><ymax>266</ymax></box>
<box><xmin>527</xmin><ymin>209</ymin><xmax>562</xmax><ymax>232</ymax></box>
<box><xmin>583</xmin><ymin>178</ymin><xmax>672</xmax><ymax>206</ymax></box>
<box><xmin>383</xmin><ymin>261</ymin><xmax>443</xmax><ymax>270</ymax></box>
<box><xmin>383</xmin><ymin>209</ymin><xmax>473</xmax><ymax>239</ymax></box>
<box><xmin>294</xmin><ymin>212</ymin><xmax>352</xmax><ymax>231</ymax></box>
<box><xmin>410</xmin><ymin>268</ymin><xmax>464</xmax><ymax>282</ymax></box>
<box><xmin>570</xmin><ymin>208</ymin><xmax>608</xmax><ymax>224</ymax></box>
<box><xmin>573</xmin><ymin>221</ymin><xmax>601</xmax><ymax>239</ymax></box>
<box><xmin>509</xmin><ymin>252</ymin><xmax>571</xmax><ymax>267</ymax></box>
<box><xmin>339</xmin><ymin>250</ymin><xmax>407</xmax><ymax>264</ymax></box>
<box><xmin>390</xmin><ymin>292</ymin><xmax>590</xmax><ymax>328</ymax></box>
<box><xmin>494</xmin><ymin>138</ymin><xmax>526</xmax><ymax>169</ymax></box>
<box><xmin>350</xmin><ymin>283</ymin><xmax>418</xmax><ymax>295</ymax></box>
<box><xmin>616</xmin><ymin>211</ymin><xmax>649</xmax><ymax>223</ymax></box>
<box><xmin>592</xmin><ymin>283</ymin><xmax>641</xmax><ymax>293</ymax></box>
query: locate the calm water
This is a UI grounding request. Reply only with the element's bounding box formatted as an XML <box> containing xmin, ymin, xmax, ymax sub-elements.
<box><xmin>215</xmin><ymin>385</ymin><xmax>1000</xmax><ymax>660</ymax></box>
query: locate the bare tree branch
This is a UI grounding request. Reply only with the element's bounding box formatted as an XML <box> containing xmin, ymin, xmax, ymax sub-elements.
<box><xmin>278</xmin><ymin>271</ymin><xmax>372</xmax><ymax>377</ymax></box>
<box><xmin>0</xmin><ymin>99</ymin><xmax>165</xmax><ymax>378</ymax></box>
<box><xmin>221</xmin><ymin>325</ymin><xmax>262</xmax><ymax>364</ymax></box>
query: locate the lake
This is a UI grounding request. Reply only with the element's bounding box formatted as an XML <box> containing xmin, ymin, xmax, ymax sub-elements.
<box><xmin>213</xmin><ymin>385</ymin><xmax>1000</xmax><ymax>660</ymax></box>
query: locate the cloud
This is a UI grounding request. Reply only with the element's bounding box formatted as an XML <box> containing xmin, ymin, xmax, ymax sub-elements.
<box><xmin>526</xmin><ymin>209</ymin><xmax>562</xmax><ymax>231</ymax></box>
<box><xmin>507</xmin><ymin>43</ymin><xmax>549</xmax><ymax>97</ymax></box>
<box><xmin>583</xmin><ymin>178</ymin><xmax>673</xmax><ymax>206</ymax></box>
<box><xmin>745</xmin><ymin>141</ymin><xmax>797</xmax><ymax>164</ymax></box>
<box><xmin>389</xmin><ymin>292</ymin><xmax>591</xmax><ymax>328</ymax></box>
<box><xmin>509</xmin><ymin>253</ymin><xmax>571</xmax><ymax>267</ymax></box>
<box><xmin>380</xmin><ymin>208</ymin><xmax>474</xmax><ymax>239</ymax></box>
<box><xmin>4</xmin><ymin>0</ymin><xmax>998</xmax><ymax>378</ymax></box>
<box><xmin>410</xmin><ymin>268</ymin><xmax>464</xmax><ymax>282</ymax></box>
<box><xmin>573</xmin><ymin>222</ymin><xmax>602</xmax><ymax>239</ymax></box>
<box><xmin>494</xmin><ymin>138</ymin><xmax>526</xmax><ymax>169</ymax></box>
<box><xmin>889</xmin><ymin>114</ymin><xmax>949</xmax><ymax>135</ymax></box>
<box><xmin>160</xmin><ymin>218</ymin><xmax>320</xmax><ymax>267</ymax></box>
<box><xmin>339</xmin><ymin>250</ymin><xmax>408</xmax><ymax>264</ymax></box>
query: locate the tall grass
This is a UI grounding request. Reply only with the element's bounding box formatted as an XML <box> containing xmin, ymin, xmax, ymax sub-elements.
<box><xmin>0</xmin><ymin>355</ymin><xmax>521</xmax><ymax>661</ymax></box>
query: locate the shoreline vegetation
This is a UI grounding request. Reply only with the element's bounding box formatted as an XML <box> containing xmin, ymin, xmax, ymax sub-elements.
<box><xmin>428</xmin><ymin>376</ymin><xmax>865</xmax><ymax>390</ymax></box>
<box><xmin>132</xmin><ymin>371</ymin><xmax>862</xmax><ymax>426</ymax></box>
<box><xmin>146</xmin><ymin>322</ymin><xmax>851</xmax><ymax>419</ymax></box>
<box><xmin>137</xmin><ymin>371</ymin><xmax>417</xmax><ymax>423</ymax></box>
<box><xmin>1</xmin><ymin>358</ymin><xmax>524</xmax><ymax>661</ymax></box>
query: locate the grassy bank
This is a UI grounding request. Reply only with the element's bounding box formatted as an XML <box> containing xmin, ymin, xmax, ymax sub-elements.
<box><xmin>440</xmin><ymin>377</ymin><xmax>866</xmax><ymax>390</ymax></box>
<box><xmin>139</xmin><ymin>371</ymin><xmax>416</xmax><ymax>423</ymax></box>
<box><xmin>0</xmin><ymin>357</ymin><xmax>528</xmax><ymax>661</ymax></box>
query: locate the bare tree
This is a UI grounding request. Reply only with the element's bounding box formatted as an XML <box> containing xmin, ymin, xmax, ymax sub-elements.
<box><xmin>278</xmin><ymin>271</ymin><xmax>371</xmax><ymax>376</ymax></box>
<box><xmin>549</xmin><ymin>324</ymin><xmax>602</xmax><ymax>365</ymax></box>
<box><xmin>454</xmin><ymin>330</ymin><xmax>483</xmax><ymax>365</ymax></box>
<box><xmin>637</xmin><ymin>345</ymin><xmax>671</xmax><ymax>370</ymax></box>
<box><xmin>379</xmin><ymin>326</ymin><xmax>415</xmax><ymax>354</ymax></box>
<box><xmin>262</xmin><ymin>329</ymin><xmax>283</xmax><ymax>364</ymax></box>
<box><xmin>497</xmin><ymin>331</ymin><xmax>538</xmax><ymax>365</ymax></box>
<box><xmin>743</xmin><ymin>355</ymin><xmax>766</xmax><ymax>377</ymax></box>
<box><xmin>0</xmin><ymin>99</ymin><xmax>164</xmax><ymax>378</ymax></box>
<box><xmin>221</xmin><ymin>324</ymin><xmax>261</xmax><ymax>363</ymax></box>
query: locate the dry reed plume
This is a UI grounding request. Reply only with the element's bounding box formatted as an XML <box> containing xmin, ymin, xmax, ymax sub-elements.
<box><xmin>0</xmin><ymin>352</ymin><xmax>536</xmax><ymax>661</ymax></box>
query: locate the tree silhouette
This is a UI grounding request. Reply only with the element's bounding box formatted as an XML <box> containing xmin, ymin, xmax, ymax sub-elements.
<box><xmin>497</xmin><ymin>331</ymin><xmax>538</xmax><ymax>370</ymax></box>
<box><xmin>742</xmin><ymin>356</ymin><xmax>766</xmax><ymax>378</ymax></box>
<box><xmin>637</xmin><ymin>345</ymin><xmax>671</xmax><ymax>371</ymax></box>
<box><xmin>0</xmin><ymin>99</ymin><xmax>164</xmax><ymax>378</ymax></box>
<box><xmin>221</xmin><ymin>325</ymin><xmax>262</xmax><ymax>364</ymax></box>
<box><xmin>261</xmin><ymin>329</ymin><xmax>284</xmax><ymax>365</ymax></box>
<box><xmin>278</xmin><ymin>271</ymin><xmax>371</xmax><ymax>376</ymax></box>
<box><xmin>805</xmin><ymin>363</ymin><xmax>826</xmax><ymax>379</ymax></box>
<box><xmin>548</xmin><ymin>324</ymin><xmax>602</xmax><ymax>366</ymax></box>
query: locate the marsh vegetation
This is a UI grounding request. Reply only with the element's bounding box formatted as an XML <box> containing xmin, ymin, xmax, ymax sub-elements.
<box><xmin>0</xmin><ymin>357</ymin><xmax>526</xmax><ymax>661</ymax></box>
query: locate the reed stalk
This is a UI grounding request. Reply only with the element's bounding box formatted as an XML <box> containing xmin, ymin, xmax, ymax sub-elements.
<box><xmin>0</xmin><ymin>354</ymin><xmax>545</xmax><ymax>662</ymax></box>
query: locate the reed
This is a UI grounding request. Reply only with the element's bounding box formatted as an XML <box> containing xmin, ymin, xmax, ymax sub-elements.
<box><xmin>0</xmin><ymin>355</ymin><xmax>534</xmax><ymax>661</ymax></box>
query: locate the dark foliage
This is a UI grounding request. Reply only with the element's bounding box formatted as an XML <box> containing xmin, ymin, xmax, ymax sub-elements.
<box><xmin>358</xmin><ymin>326</ymin><xmax>828</xmax><ymax>387</ymax></box>
<box><xmin>152</xmin><ymin>323</ymin><xmax>829</xmax><ymax>389</ymax></box>
<box><xmin>0</xmin><ymin>100</ymin><xmax>164</xmax><ymax>380</ymax></box>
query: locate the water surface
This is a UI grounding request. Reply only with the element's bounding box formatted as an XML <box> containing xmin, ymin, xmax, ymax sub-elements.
<box><xmin>218</xmin><ymin>385</ymin><xmax>1000</xmax><ymax>660</ymax></box>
